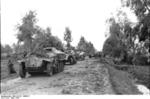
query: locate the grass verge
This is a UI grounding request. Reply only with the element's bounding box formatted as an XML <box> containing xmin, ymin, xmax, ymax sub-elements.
<box><xmin>101</xmin><ymin>58</ymin><xmax>150</xmax><ymax>90</ymax></box>
<box><xmin>1</xmin><ymin>59</ymin><xmax>19</xmax><ymax>80</ymax></box>
<box><xmin>106</xmin><ymin>64</ymin><xmax>142</xmax><ymax>94</ymax></box>
<box><xmin>128</xmin><ymin>66</ymin><xmax>150</xmax><ymax>89</ymax></box>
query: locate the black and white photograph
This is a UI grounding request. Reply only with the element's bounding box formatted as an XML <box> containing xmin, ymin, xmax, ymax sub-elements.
<box><xmin>1</xmin><ymin>0</ymin><xmax>150</xmax><ymax>98</ymax></box>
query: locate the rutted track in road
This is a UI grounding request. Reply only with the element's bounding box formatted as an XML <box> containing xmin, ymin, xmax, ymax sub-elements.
<box><xmin>1</xmin><ymin>59</ymin><xmax>115</xmax><ymax>96</ymax></box>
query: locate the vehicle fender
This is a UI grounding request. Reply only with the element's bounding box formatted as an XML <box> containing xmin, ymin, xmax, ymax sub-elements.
<box><xmin>18</xmin><ymin>59</ymin><xmax>26</xmax><ymax>63</ymax></box>
<box><xmin>65</xmin><ymin>54</ymin><xmax>70</xmax><ymax>60</ymax></box>
<box><xmin>42</xmin><ymin>58</ymin><xmax>54</xmax><ymax>62</ymax></box>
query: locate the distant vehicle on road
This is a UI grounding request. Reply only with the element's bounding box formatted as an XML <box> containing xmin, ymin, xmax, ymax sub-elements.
<box><xmin>76</xmin><ymin>51</ymin><xmax>85</xmax><ymax>61</ymax></box>
<box><xmin>64</xmin><ymin>50</ymin><xmax>77</xmax><ymax>65</ymax></box>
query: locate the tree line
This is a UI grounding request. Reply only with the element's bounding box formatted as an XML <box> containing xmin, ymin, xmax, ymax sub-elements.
<box><xmin>102</xmin><ymin>0</ymin><xmax>150</xmax><ymax>65</ymax></box>
<box><xmin>1</xmin><ymin>11</ymin><xmax>96</xmax><ymax>58</ymax></box>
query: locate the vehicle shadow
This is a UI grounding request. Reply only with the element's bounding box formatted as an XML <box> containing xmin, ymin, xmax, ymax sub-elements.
<box><xmin>27</xmin><ymin>72</ymin><xmax>62</xmax><ymax>78</ymax></box>
<box><xmin>27</xmin><ymin>72</ymin><xmax>50</xmax><ymax>78</ymax></box>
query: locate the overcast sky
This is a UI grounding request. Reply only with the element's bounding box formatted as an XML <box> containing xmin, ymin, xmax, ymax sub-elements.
<box><xmin>1</xmin><ymin>0</ymin><xmax>137</xmax><ymax>51</ymax></box>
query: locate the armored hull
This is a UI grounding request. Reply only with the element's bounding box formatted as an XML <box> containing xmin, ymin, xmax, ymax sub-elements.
<box><xmin>18</xmin><ymin>47</ymin><xmax>66</xmax><ymax>78</ymax></box>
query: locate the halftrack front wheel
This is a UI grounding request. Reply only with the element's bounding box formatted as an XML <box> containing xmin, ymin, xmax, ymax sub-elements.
<box><xmin>47</xmin><ymin>63</ymin><xmax>53</xmax><ymax>76</ymax></box>
<box><xmin>28</xmin><ymin>72</ymin><xmax>36</xmax><ymax>76</ymax></box>
<box><xmin>19</xmin><ymin>63</ymin><xmax>26</xmax><ymax>78</ymax></box>
<box><xmin>69</xmin><ymin>56</ymin><xmax>74</xmax><ymax>65</ymax></box>
<box><xmin>60</xmin><ymin>61</ymin><xmax>64</xmax><ymax>72</ymax></box>
<box><xmin>73</xmin><ymin>57</ymin><xmax>77</xmax><ymax>64</ymax></box>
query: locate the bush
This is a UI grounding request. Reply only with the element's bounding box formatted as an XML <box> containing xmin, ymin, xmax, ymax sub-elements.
<box><xmin>132</xmin><ymin>54</ymin><xmax>149</xmax><ymax>65</ymax></box>
<box><xmin>125</xmin><ymin>54</ymin><xmax>134</xmax><ymax>64</ymax></box>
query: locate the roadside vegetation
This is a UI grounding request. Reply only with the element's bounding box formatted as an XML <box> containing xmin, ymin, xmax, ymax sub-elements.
<box><xmin>101</xmin><ymin>0</ymin><xmax>150</xmax><ymax>91</ymax></box>
<box><xmin>106</xmin><ymin>64</ymin><xmax>141</xmax><ymax>94</ymax></box>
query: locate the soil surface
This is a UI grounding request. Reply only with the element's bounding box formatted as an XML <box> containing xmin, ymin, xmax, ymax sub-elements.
<box><xmin>1</xmin><ymin>58</ymin><xmax>115</xmax><ymax>97</ymax></box>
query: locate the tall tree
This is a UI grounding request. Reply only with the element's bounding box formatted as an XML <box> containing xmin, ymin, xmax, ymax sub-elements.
<box><xmin>122</xmin><ymin>0</ymin><xmax>150</xmax><ymax>42</ymax></box>
<box><xmin>1</xmin><ymin>44</ymin><xmax>13</xmax><ymax>54</ymax></box>
<box><xmin>16</xmin><ymin>11</ymin><xmax>37</xmax><ymax>52</ymax></box>
<box><xmin>77</xmin><ymin>36</ymin><xmax>87</xmax><ymax>52</ymax></box>
<box><xmin>86</xmin><ymin>42</ymin><xmax>96</xmax><ymax>55</ymax></box>
<box><xmin>103</xmin><ymin>0</ymin><xmax>150</xmax><ymax>64</ymax></box>
<box><xmin>46</xmin><ymin>27</ymin><xmax>52</xmax><ymax>35</ymax></box>
<box><xmin>1</xmin><ymin>43</ymin><xmax>4</xmax><ymax>53</ymax></box>
<box><xmin>77</xmin><ymin>36</ymin><xmax>96</xmax><ymax>55</ymax></box>
<box><xmin>122</xmin><ymin>0</ymin><xmax>150</xmax><ymax>63</ymax></box>
<box><xmin>103</xmin><ymin>10</ymin><xmax>131</xmax><ymax>60</ymax></box>
<box><xmin>32</xmin><ymin>27</ymin><xmax>64</xmax><ymax>51</ymax></box>
<box><xmin>64</xmin><ymin>27</ymin><xmax>73</xmax><ymax>49</ymax></box>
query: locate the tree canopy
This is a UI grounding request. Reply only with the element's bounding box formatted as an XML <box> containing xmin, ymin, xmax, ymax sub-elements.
<box><xmin>102</xmin><ymin>0</ymin><xmax>150</xmax><ymax>65</ymax></box>
<box><xmin>32</xmin><ymin>27</ymin><xmax>64</xmax><ymax>51</ymax></box>
<box><xmin>15</xmin><ymin>11</ymin><xmax>64</xmax><ymax>54</ymax></box>
<box><xmin>77</xmin><ymin>36</ymin><xmax>96</xmax><ymax>55</ymax></box>
<box><xmin>1</xmin><ymin>44</ymin><xmax>13</xmax><ymax>54</ymax></box>
<box><xmin>122</xmin><ymin>0</ymin><xmax>150</xmax><ymax>42</ymax></box>
<box><xmin>16</xmin><ymin>11</ymin><xmax>37</xmax><ymax>52</ymax></box>
<box><xmin>64</xmin><ymin>27</ymin><xmax>73</xmax><ymax>49</ymax></box>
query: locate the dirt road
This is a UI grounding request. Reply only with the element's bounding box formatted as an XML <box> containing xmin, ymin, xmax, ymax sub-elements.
<box><xmin>1</xmin><ymin>58</ymin><xmax>114</xmax><ymax>96</ymax></box>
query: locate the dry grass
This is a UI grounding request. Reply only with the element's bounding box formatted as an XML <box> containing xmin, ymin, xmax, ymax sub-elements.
<box><xmin>100</xmin><ymin>57</ymin><xmax>150</xmax><ymax>90</ymax></box>
<box><xmin>128</xmin><ymin>66</ymin><xmax>150</xmax><ymax>89</ymax></box>
<box><xmin>109</xmin><ymin>63</ymin><xmax>150</xmax><ymax>89</ymax></box>
<box><xmin>1</xmin><ymin>59</ymin><xmax>19</xmax><ymax>79</ymax></box>
<box><xmin>106</xmin><ymin>64</ymin><xmax>142</xmax><ymax>94</ymax></box>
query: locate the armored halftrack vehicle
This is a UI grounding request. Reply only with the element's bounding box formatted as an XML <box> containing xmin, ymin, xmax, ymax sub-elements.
<box><xmin>64</xmin><ymin>50</ymin><xmax>77</xmax><ymax>65</ymax></box>
<box><xmin>75</xmin><ymin>51</ymin><xmax>85</xmax><ymax>61</ymax></box>
<box><xmin>18</xmin><ymin>47</ymin><xmax>66</xmax><ymax>78</ymax></box>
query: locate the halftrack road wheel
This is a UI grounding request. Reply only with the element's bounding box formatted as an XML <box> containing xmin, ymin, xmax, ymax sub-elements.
<box><xmin>69</xmin><ymin>56</ymin><xmax>74</xmax><ymax>65</ymax></box>
<box><xmin>47</xmin><ymin>63</ymin><xmax>53</xmax><ymax>76</ymax></box>
<box><xmin>60</xmin><ymin>61</ymin><xmax>64</xmax><ymax>72</ymax></box>
<box><xmin>19</xmin><ymin>63</ymin><xmax>26</xmax><ymax>78</ymax></box>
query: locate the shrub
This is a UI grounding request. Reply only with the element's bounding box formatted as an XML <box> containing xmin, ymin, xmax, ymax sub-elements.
<box><xmin>132</xmin><ymin>54</ymin><xmax>149</xmax><ymax>65</ymax></box>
